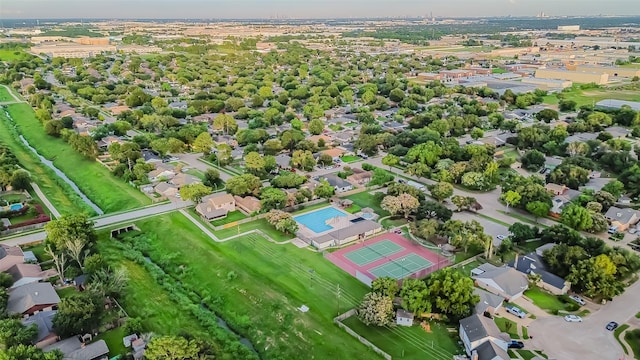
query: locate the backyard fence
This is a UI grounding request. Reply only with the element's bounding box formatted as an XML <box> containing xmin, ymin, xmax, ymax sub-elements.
<box><xmin>1</xmin><ymin>222</ymin><xmax>47</xmax><ymax>236</ymax></box>
<box><xmin>334</xmin><ymin>309</ymin><xmax>392</xmax><ymax>360</ymax></box>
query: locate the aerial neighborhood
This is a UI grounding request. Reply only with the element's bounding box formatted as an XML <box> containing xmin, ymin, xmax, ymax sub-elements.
<box><xmin>0</xmin><ymin>8</ymin><xmax>640</xmax><ymax>360</ymax></box>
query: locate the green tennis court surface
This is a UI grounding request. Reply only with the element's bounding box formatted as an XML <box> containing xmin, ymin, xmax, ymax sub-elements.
<box><xmin>369</xmin><ymin>253</ymin><xmax>433</xmax><ymax>280</ymax></box>
<box><xmin>344</xmin><ymin>240</ymin><xmax>405</xmax><ymax>266</ymax></box>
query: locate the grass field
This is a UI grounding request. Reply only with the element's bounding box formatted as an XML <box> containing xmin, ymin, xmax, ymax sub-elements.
<box><xmin>624</xmin><ymin>328</ymin><xmax>640</xmax><ymax>359</ymax></box>
<box><xmin>0</xmin><ymin>108</ymin><xmax>93</xmax><ymax>216</ymax></box>
<box><xmin>7</xmin><ymin>103</ymin><xmax>151</xmax><ymax>213</ymax></box>
<box><xmin>211</xmin><ymin>210</ymin><xmax>247</xmax><ymax>226</ymax></box>
<box><xmin>524</xmin><ymin>288</ymin><xmax>573</xmax><ymax>313</ymax></box>
<box><xmin>0</xmin><ymin>49</ymin><xmax>29</xmax><ymax>62</ymax></box>
<box><xmin>101</xmin><ymin>213</ymin><xmax>379</xmax><ymax>359</ymax></box>
<box><xmin>341</xmin><ymin>316</ymin><xmax>462</xmax><ymax>360</ymax></box>
<box><xmin>494</xmin><ymin>317</ymin><xmax>520</xmax><ymax>339</ymax></box>
<box><xmin>614</xmin><ymin>324</ymin><xmax>630</xmax><ymax>355</ymax></box>
<box><xmin>93</xmin><ymin>327</ymin><xmax>127</xmax><ymax>357</ymax></box>
<box><xmin>0</xmin><ymin>86</ymin><xmax>15</xmax><ymax>102</ymax></box>
<box><xmin>544</xmin><ymin>87</ymin><xmax>640</xmax><ymax>107</ymax></box>
<box><xmin>345</xmin><ymin>191</ymin><xmax>390</xmax><ymax>217</ymax></box>
<box><xmin>340</xmin><ymin>155</ymin><xmax>361</xmax><ymax>163</ymax></box>
<box><xmin>212</xmin><ymin>217</ymin><xmax>294</xmax><ymax>241</ymax></box>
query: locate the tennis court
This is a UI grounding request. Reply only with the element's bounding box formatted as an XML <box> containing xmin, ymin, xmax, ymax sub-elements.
<box><xmin>344</xmin><ymin>239</ymin><xmax>405</xmax><ymax>266</ymax></box>
<box><xmin>368</xmin><ymin>253</ymin><xmax>433</xmax><ymax>280</ymax></box>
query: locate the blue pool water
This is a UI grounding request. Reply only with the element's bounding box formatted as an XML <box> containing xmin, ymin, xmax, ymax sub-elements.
<box><xmin>294</xmin><ymin>207</ymin><xmax>348</xmax><ymax>233</ymax></box>
<box><xmin>9</xmin><ymin>203</ymin><xmax>23</xmax><ymax>211</ymax></box>
<box><xmin>360</xmin><ymin>212</ymin><xmax>374</xmax><ymax>219</ymax></box>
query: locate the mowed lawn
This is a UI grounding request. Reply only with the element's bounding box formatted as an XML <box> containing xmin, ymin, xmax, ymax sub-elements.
<box><xmin>0</xmin><ymin>86</ymin><xmax>15</xmax><ymax>102</ymax></box>
<box><xmin>125</xmin><ymin>213</ymin><xmax>378</xmax><ymax>360</ymax></box>
<box><xmin>341</xmin><ymin>316</ymin><xmax>462</xmax><ymax>360</ymax></box>
<box><xmin>544</xmin><ymin>88</ymin><xmax>640</xmax><ymax>107</ymax></box>
<box><xmin>8</xmin><ymin>103</ymin><xmax>150</xmax><ymax>213</ymax></box>
<box><xmin>0</xmin><ymin>49</ymin><xmax>30</xmax><ymax>62</ymax></box>
<box><xmin>212</xmin><ymin>217</ymin><xmax>294</xmax><ymax>241</ymax></box>
<box><xmin>0</xmin><ymin>109</ymin><xmax>93</xmax><ymax>215</ymax></box>
<box><xmin>344</xmin><ymin>191</ymin><xmax>390</xmax><ymax>217</ymax></box>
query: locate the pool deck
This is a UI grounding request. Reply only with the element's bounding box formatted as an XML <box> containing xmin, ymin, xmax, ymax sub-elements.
<box><xmin>295</xmin><ymin>205</ymin><xmax>356</xmax><ymax>239</ymax></box>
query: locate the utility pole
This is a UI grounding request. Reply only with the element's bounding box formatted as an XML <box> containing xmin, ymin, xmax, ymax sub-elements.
<box><xmin>336</xmin><ymin>284</ymin><xmax>342</xmax><ymax>316</ymax></box>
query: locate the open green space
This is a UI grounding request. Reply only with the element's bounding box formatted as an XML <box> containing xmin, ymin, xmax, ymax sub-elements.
<box><xmin>544</xmin><ymin>87</ymin><xmax>640</xmax><ymax>107</ymax></box>
<box><xmin>0</xmin><ymin>108</ymin><xmax>93</xmax><ymax>216</ymax></box>
<box><xmin>344</xmin><ymin>204</ymin><xmax>362</xmax><ymax>214</ymax></box>
<box><xmin>0</xmin><ymin>49</ymin><xmax>30</xmax><ymax>62</ymax></box>
<box><xmin>211</xmin><ymin>210</ymin><xmax>247</xmax><ymax>226</ymax></box>
<box><xmin>341</xmin><ymin>316</ymin><xmax>461</xmax><ymax>360</ymax></box>
<box><xmin>21</xmin><ymin>243</ymin><xmax>51</xmax><ymax>262</ymax></box>
<box><xmin>523</xmin><ymin>288</ymin><xmax>574</xmax><ymax>313</ymax></box>
<box><xmin>492</xmin><ymin>68</ymin><xmax>507</xmax><ymax>74</ymax></box>
<box><xmin>494</xmin><ymin>317</ymin><xmax>520</xmax><ymax>339</ymax></box>
<box><xmin>344</xmin><ymin>191</ymin><xmax>390</xmax><ymax>217</ymax></box>
<box><xmin>55</xmin><ymin>286</ymin><xmax>77</xmax><ymax>299</ymax></box>
<box><xmin>453</xmin><ymin>260</ymin><xmax>481</xmax><ymax>276</ymax></box>
<box><xmin>0</xmin><ymin>86</ymin><xmax>15</xmax><ymax>102</ymax></box>
<box><xmin>212</xmin><ymin>217</ymin><xmax>294</xmax><ymax>242</ymax></box>
<box><xmin>340</xmin><ymin>155</ymin><xmax>361</xmax><ymax>163</ymax></box>
<box><xmin>7</xmin><ymin>103</ymin><xmax>151</xmax><ymax>213</ymax></box>
<box><xmin>101</xmin><ymin>213</ymin><xmax>378</xmax><ymax>359</ymax></box>
<box><xmin>185</xmin><ymin>168</ymin><xmax>205</xmax><ymax>180</ymax></box>
<box><xmin>381</xmin><ymin>217</ymin><xmax>408</xmax><ymax>229</ymax></box>
<box><xmin>614</xmin><ymin>324</ymin><xmax>630</xmax><ymax>355</ymax></box>
<box><xmin>93</xmin><ymin>327</ymin><xmax>127</xmax><ymax>357</ymax></box>
<box><xmin>624</xmin><ymin>328</ymin><xmax>640</xmax><ymax>359</ymax></box>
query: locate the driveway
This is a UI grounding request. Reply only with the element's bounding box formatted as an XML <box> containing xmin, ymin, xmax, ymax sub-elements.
<box><xmin>528</xmin><ymin>280</ymin><xmax>640</xmax><ymax>360</ymax></box>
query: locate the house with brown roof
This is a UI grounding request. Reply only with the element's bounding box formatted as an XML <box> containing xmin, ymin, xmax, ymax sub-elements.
<box><xmin>234</xmin><ymin>195</ymin><xmax>262</xmax><ymax>214</ymax></box>
<box><xmin>7</xmin><ymin>264</ymin><xmax>58</xmax><ymax>289</ymax></box>
<box><xmin>308</xmin><ymin>134</ymin><xmax>332</xmax><ymax>146</ymax></box>
<box><xmin>196</xmin><ymin>193</ymin><xmax>236</xmax><ymax>220</ymax></box>
<box><xmin>545</xmin><ymin>183</ymin><xmax>568</xmax><ymax>196</ymax></box>
<box><xmin>169</xmin><ymin>173</ymin><xmax>201</xmax><ymax>188</ymax></box>
<box><xmin>148</xmin><ymin>167</ymin><xmax>176</xmax><ymax>182</ymax></box>
<box><xmin>0</xmin><ymin>244</ymin><xmax>26</xmax><ymax>272</ymax></box>
<box><xmin>107</xmin><ymin>105</ymin><xmax>131</xmax><ymax>115</ymax></box>
<box><xmin>321</xmin><ymin>148</ymin><xmax>346</xmax><ymax>160</ymax></box>
<box><xmin>153</xmin><ymin>182</ymin><xmax>178</xmax><ymax>198</ymax></box>
<box><xmin>8</xmin><ymin>282</ymin><xmax>60</xmax><ymax>317</ymax></box>
<box><xmin>346</xmin><ymin>169</ymin><xmax>373</xmax><ymax>186</ymax></box>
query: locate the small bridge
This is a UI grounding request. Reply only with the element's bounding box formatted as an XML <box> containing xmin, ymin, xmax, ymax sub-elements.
<box><xmin>110</xmin><ymin>224</ymin><xmax>140</xmax><ymax>238</ymax></box>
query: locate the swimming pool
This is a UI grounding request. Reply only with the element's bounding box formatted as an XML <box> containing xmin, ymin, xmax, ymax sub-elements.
<box><xmin>294</xmin><ymin>207</ymin><xmax>348</xmax><ymax>233</ymax></box>
<box><xmin>9</xmin><ymin>203</ymin><xmax>23</xmax><ymax>211</ymax></box>
<box><xmin>360</xmin><ymin>212</ymin><xmax>374</xmax><ymax>219</ymax></box>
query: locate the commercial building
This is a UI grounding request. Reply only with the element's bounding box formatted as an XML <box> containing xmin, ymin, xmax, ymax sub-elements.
<box><xmin>557</xmin><ymin>25</ymin><xmax>580</xmax><ymax>31</ymax></box>
<box><xmin>535</xmin><ymin>68</ymin><xmax>609</xmax><ymax>85</ymax></box>
<box><xmin>574</xmin><ymin>65</ymin><xmax>640</xmax><ymax>78</ymax></box>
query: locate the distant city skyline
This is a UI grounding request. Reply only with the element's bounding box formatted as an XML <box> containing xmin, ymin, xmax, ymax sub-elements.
<box><xmin>2</xmin><ymin>0</ymin><xmax>640</xmax><ymax>19</ymax></box>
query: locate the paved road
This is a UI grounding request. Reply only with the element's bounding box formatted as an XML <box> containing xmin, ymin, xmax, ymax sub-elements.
<box><xmin>1</xmin><ymin>200</ymin><xmax>192</xmax><ymax>246</ymax></box>
<box><xmin>30</xmin><ymin>182</ymin><xmax>61</xmax><ymax>218</ymax></box>
<box><xmin>528</xmin><ymin>280</ymin><xmax>640</xmax><ymax>360</ymax></box>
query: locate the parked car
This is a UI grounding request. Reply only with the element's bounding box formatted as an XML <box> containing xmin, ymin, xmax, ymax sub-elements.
<box><xmin>508</xmin><ymin>340</ymin><xmax>525</xmax><ymax>349</ymax></box>
<box><xmin>608</xmin><ymin>226</ymin><xmax>618</xmax><ymax>234</ymax></box>
<box><xmin>606</xmin><ymin>321</ymin><xmax>619</xmax><ymax>331</ymax></box>
<box><xmin>629</xmin><ymin>228</ymin><xmax>637</xmax><ymax>234</ymax></box>
<box><xmin>564</xmin><ymin>315</ymin><xmax>583</xmax><ymax>322</ymax></box>
<box><xmin>569</xmin><ymin>295</ymin><xmax>586</xmax><ymax>306</ymax></box>
<box><xmin>506</xmin><ymin>306</ymin><xmax>526</xmax><ymax>319</ymax></box>
<box><xmin>496</xmin><ymin>235</ymin><xmax>506</xmax><ymax>240</ymax></box>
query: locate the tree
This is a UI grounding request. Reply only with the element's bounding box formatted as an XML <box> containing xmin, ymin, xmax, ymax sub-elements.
<box><xmin>565</xmin><ymin>141</ymin><xmax>590</xmax><ymax>157</ymax></box>
<box><xmin>192</xmin><ymin>132</ymin><xmax>214</xmax><ymax>154</ymax></box>
<box><xmin>425</xmin><ymin>268</ymin><xmax>479</xmax><ymax>318</ymax></box>
<box><xmin>500</xmin><ymin>190</ymin><xmax>521</xmax><ymax>212</ymax></box>
<box><xmin>357</xmin><ymin>292</ymin><xmax>394</xmax><ymax>326</ymax></box>
<box><xmin>429</xmin><ymin>182</ymin><xmax>453</xmax><ymax>202</ymax></box>
<box><xmin>389</xmin><ymin>88</ymin><xmax>405</xmax><ymax>102</ymax></box>
<box><xmin>561</xmin><ymin>204</ymin><xmax>593</xmax><ymax>231</ymax></box>
<box><xmin>406</xmin><ymin>162</ymin><xmax>430</xmax><ymax>179</ymax></box>
<box><xmin>212</xmin><ymin>114</ymin><xmax>238</xmax><ymax>135</ymax></box>
<box><xmin>536</xmin><ymin>109</ymin><xmax>559</xmax><ymax>123</ymax></box>
<box><xmin>508</xmin><ymin>223</ymin><xmax>540</xmax><ymax>244</ymax></box>
<box><xmin>0</xmin><ymin>320</ymin><xmax>38</xmax><ymax>349</ymax></box>
<box><xmin>371</xmin><ymin>277</ymin><xmax>399</xmax><ymax>298</ymax></box>
<box><xmin>308</xmin><ymin>119</ymin><xmax>324</xmax><ymax>135</ymax></box>
<box><xmin>410</xmin><ymin>219</ymin><xmax>439</xmax><ymax>240</ymax></box>
<box><xmin>203</xmin><ymin>169</ymin><xmax>220</xmax><ymax>188</ymax></box>
<box><xmin>244</xmin><ymin>151</ymin><xmax>266</xmax><ymax>176</ymax></box>
<box><xmin>601</xmin><ymin>180</ymin><xmax>625</xmax><ymax>199</ymax></box>
<box><xmin>559</xmin><ymin>99</ymin><xmax>577</xmax><ymax>112</ymax></box>
<box><xmin>0</xmin><ymin>344</ymin><xmax>63</xmax><ymax>360</ymax></box>
<box><xmin>399</xmin><ymin>278</ymin><xmax>431</xmax><ymax>315</ymax></box>
<box><xmin>526</xmin><ymin>201</ymin><xmax>551</xmax><ymax>222</ymax></box>
<box><xmin>10</xmin><ymin>170</ymin><xmax>30</xmax><ymax>191</ymax></box>
<box><xmin>291</xmin><ymin>150</ymin><xmax>316</xmax><ymax>171</ymax></box>
<box><xmin>416</xmin><ymin>201</ymin><xmax>452</xmax><ymax>222</ymax></box>
<box><xmin>542</xmin><ymin>243</ymin><xmax>588</xmax><ymax>278</ymax></box>
<box><xmin>470</xmin><ymin>127</ymin><xmax>484</xmax><ymax>140</ymax></box>
<box><xmin>44</xmin><ymin>214</ymin><xmax>96</xmax><ymax>250</ymax></box>
<box><xmin>144</xmin><ymin>336</ymin><xmax>201</xmax><ymax>360</ymax></box>
<box><xmin>260</xmin><ymin>187</ymin><xmax>287</xmax><ymax>211</ymax></box>
<box><xmin>381</xmin><ymin>154</ymin><xmax>399</xmax><ymax>171</ymax></box>
<box><xmin>53</xmin><ymin>293</ymin><xmax>103</xmax><ymax>337</ymax></box>
<box><xmin>520</xmin><ymin>150</ymin><xmax>545</xmax><ymax>171</ymax></box>
<box><xmin>225</xmin><ymin>174</ymin><xmax>261</xmax><ymax>196</ymax></box>
<box><xmin>64</xmin><ymin>237</ymin><xmax>88</xmax><ymax>271</ymax></box>
<box><xmin>397</xmin><ymin>193</ymin><xmax>420</xmax><ymax>219</ymax></box>
<box><xmin>314</xmin><ymin>180</ymin><xmax>335</xmax><ymax>199</ymax></box>
<box><xmin>109</xmin><ymin>142</ymin><xmax>141</xmax><ymax>172</ymax></box>
<box><xmin>88</xmin><ymin>267</ymin><xmax>127</xmax><ymax>298</ymax></box>
<box><xmin>265</xmin><ymin>210</ymin><xmax>298</xmax><ymax>234</ymax></box>
<box><xmin>179</xmin><ymin>183</ymin><xmax>212</xmax><ymax>203</ymax></box>
<box><xmin>567</xmin><ymin>255</ymin><xmax>622</xmax><ymax>300</ymax></box>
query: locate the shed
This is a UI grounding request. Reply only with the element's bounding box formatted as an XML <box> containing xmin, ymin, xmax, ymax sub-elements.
<box><xmin>396</xmin><ymin>309</ymin><xmax>414</xmax><ymax>327</ymax></box>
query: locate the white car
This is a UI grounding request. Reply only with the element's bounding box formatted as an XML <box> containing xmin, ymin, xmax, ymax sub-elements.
<box><xmin>496</xmin><ymin>235</ymin><xmax>507</xmax><ymax>240</ymax></box>
<box><xmin>569</xmin><ymin>295</ymin><xmax>586</xmax><ymax>306</ymax></box>
<box><xmin>506</xmin><ymin>306</ymin><xmax>526</xmax><ymax>319</ymax></box>
<box><xmin>564</xmin><ymin>315</ymin><xmax>583</xmax><ymax>322</ymax></box>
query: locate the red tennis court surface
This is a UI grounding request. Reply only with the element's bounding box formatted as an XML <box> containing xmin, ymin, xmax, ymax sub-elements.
<box><xmin>325</xmin><ymin>233</ymin><xmax>452</xmax><ymax>285</ymax></box>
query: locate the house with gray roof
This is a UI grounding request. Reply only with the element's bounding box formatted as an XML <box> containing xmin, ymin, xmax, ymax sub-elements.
<box><xmin>474</xmin><ymin>288</ymin><xmax>504</xmax><ymax>315</ymax></box>
<box><xmin>459</xmin><ymin>314</ymin><xmax>510</xmax><ymax>360</ymax></box>
<box><xmin>605</xmin><ymin>206</ymin><xmax>640</xmax><ymax>231</ymax></box>
<box><xmin>319</xmin><ymin>174</ymin><xmax>353</xmax><ymax>193</ymax></box>
<box><xmin>471</xmin><ymin>263</ymin><xmax>528</xmax><ymax>301</ymax></box>
<box><xmin>22</xmin><ymin>310</ymin><xmax>57</xmax><ymax>348</ymax></box>
<box><xmin>45</xmin><ymin>336</ymin><xmax>109</xmax><ymax>360</ymax></box>
<box><xmin>509</xmin><ymin>253</ymin><xmax>570</xmax><ymax>295</ymax></box>
<box><xmin>8</xmin><ymin>282</ymin><xmax>60</xmax><ymax>317</ymax></box>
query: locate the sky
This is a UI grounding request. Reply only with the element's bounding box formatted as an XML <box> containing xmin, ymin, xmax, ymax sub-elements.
<box><xmin>1</xmin><ymin>0</ymin><xmax>639</xmax><ymax>19</ymax></box>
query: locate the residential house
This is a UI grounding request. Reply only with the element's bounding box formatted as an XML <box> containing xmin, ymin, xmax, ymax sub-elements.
<box><xmin>459</xmin><ymin>314</ymin><xmax>510</xmax><ymax>360</ymax></box>
<box><xmin>471</xmin><ymin>263</ymin><xmax>529</xmax><ymax>301</ymax></box>
<box><xmin>509</xmin><ymin>253</ymin><xmax>570</xmax><ymax>295</ymax></box>
<box><xmin>97</xmin><ymin>135</ymin><xmax>124</xmax><ymax>149</ymax></box>
<box><xmin>330</xmin><ymin>131</ymin><xmax>356</xmax><ymax>145</ymax></box>
<box><xmin>44</xmin><ymin>337</ymin><xmax>109</xmax><ymax>360</ymax></box>
<box><xmin>479</xmin><ymin>136</ymin><xmax>506</xmax><ymax>147</ymax></box>
<box><xmin>7</xmin><ymin>263</ymin><xmax>58</xmax><ymax>289</ymax></box>
<box><xmin>308</xmin><ymin>135</ymin><xmax>332</xmax><ymax>146</ymax></box>
<box><xmin>169</xmin><ymin>173</ymin><xmax>201</xmax><ymax>188</ymax></box>
<box><xmin>549</xmin><ymin>188</ymin><xmax>582</xmax><ymax>216</ymax></box>
<box><xmin>545</xmin><ymin>183</ymin><xmax>567</xmax><ymax>196</ymax></box>
<box><xmin>564</xmin><ymin>132</ymin><xmax>599</xmax><ymax>144</ymax></box>
<box><xmin>605</xmin><ymin>206</ymin><xmax>640</xmax><ymax>231</ymax></box>
<box><xmin>141</xmin><ymin>150</ymin><xmax>162</xmax><ymax>164</ymax></box>
<box><xmin>346</xmin><ymin>169</ymin><xmax>373</xmax><ymax>186</ymax></box>
<box><xmin>196</xmin><ymin>193</ymin><xmax>236</xmax><ymax>221</ymax></box>
<box><xmin>396</xmin><ymin>309</ymin><xmax>414</xmax><ymax>327</ymax></box>
<box><xmin>234</xmin><ymin>195</ymin><xmax>262</xmax><ymax>214</ymax></box>
<box><xmin>474</xmin><ymin>288</ymin><xmax>504</xmax><ymax>316</ymax></box>
<box><xmin>153</xmin><ymin>182</ymin><xmax>178</xmax><ymax>198</ymax></box>
<box><xmin>22</xmin><ymin>310</ymin><xmax>58</xmax><ymax>348</ymax></box>
<box><xmin>275</xmin><ymin>154</ymin><xmax>292</xmax><ymax>170</ymax></box>
<box><xmin>383</xmin><ymin>121</ymin><xmax>408</xmax><ymax>132</ymax></box>
<box><xmin>148</xmin><ymin>166</ymin><xmax>176</xmax><ymax>182</ymax></box>
<box><xmin>319</xmin><ymin>174</ymin><xmax>353</xmax><ymax>193</ymax></box>
<box><xmin>321</xmin><ymin>148</ymin><xmax>347</xmax><ymax>162</ymax></box>
<box><xmin>8</xmin><ymin>282</ymin><xmax>60</xmax><ymax>317</ymax></box>
<box><xmin>0</xmin><ymin>244</ymin><xmax>26</xmax><ymax>272</ymax></box>
<box><xmin>604</xmin><ymin>126</ymin><xmax>630</xmax><ymax>139</ymax></box>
